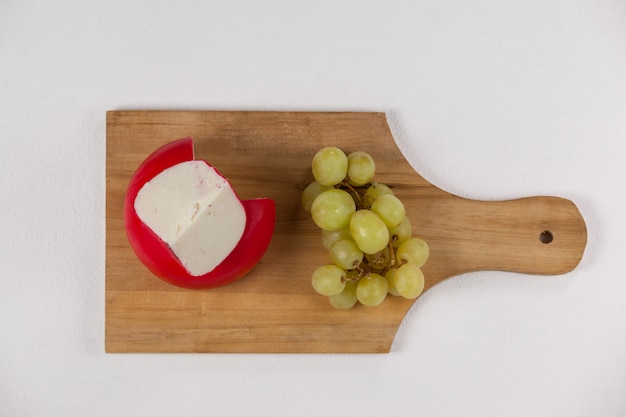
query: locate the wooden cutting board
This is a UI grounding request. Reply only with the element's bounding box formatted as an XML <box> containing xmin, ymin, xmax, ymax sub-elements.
<box><xmin>105</xmin><ymin>110</ymin><xmax>587</xmax><ymax>353</ymax></box>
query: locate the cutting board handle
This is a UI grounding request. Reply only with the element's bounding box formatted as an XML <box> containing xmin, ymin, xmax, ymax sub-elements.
<box><xmin>436</xmin><ymin>195</ymin><xmax>587</xmax><ymax>277</ymax></box>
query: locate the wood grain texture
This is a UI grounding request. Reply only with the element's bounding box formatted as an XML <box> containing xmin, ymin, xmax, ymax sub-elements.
<box><xmin>105</xmin><ymin>111</ymin><xmax>587</xmax><ymax>353</ymax></box>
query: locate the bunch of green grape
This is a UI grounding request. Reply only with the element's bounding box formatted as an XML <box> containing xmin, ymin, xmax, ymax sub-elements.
<box><xmin>301</xmin><ymin>146</ymin><xmax>429</xmax><ymax>309</ymax></box>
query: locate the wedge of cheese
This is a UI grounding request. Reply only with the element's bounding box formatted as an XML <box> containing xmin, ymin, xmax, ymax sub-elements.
<box><xmin>134</xmin><ymin>160</ymin><xmax>246</xmax><ymax>276</ymax></box>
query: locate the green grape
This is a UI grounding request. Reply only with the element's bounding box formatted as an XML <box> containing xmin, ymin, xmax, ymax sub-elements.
<box><xmin>385</xmin><ymin>269</ymin><xmax>401</xmax><ymax>296</ymax></box>
<box><xmin>388</xmin><ymin>215</ymin><xmax>412</xmax><ymax>247</ymax></box>
<box><xmin>321</xmin><ymin>227</ymin><xmax>352</xmax><ymax>250</ymax></box>
<box><xmin>356</xmin><ymin>273</ymin><xmax>388</xmax><ymax>307</ymax></box>
<box><xmin>301</xmin><ymin>181</ymin><xmax>333</xmax><ymax>212</ymax></box>
<box><xmin>393</xmin><ymin>263</ymin><xmax>425</xmax><ymax>299</ymax></box>
<box><xmin>347</xmin><ymin>151</ymin><xmax>376</xmax><ymax>186</ymax></box>
<box><xmin>350</xmin><ymin>209</ymin><xmax>390</xmax><ymax>254</ymax></box>
<box><xmin>329</xmin><ymin>280</ymin><xmax>358</xmax><ymax>310</ymax></box>
<box><xmin>311</xmin><ymin>264</ymin><xmax>347</xmax><ymax>296</ymax></box>
<box><xmin>311</xmin><ymin>147</ymin><xmax>348</xmax><ymax>186</ymax></box>
<box><xmin>371</xmin><ymin>194</ymin><xmax>406</xmax><ymax>228</ymax></box>
<box><xmin>396</xmin><ymin>237</ymin><xmax>429</xmax><ymax>267</ymax></box>
<box><xmin>330</xmin><ymin>239</ymin><xmax>363</xmax><ymax>270</ymax></box>
<box><xmin>363</xmin><ymin>183</ymin><xmax>394</xmax><ymax>207</ymax></box>
<box><xmin>311</xmin><ymin>189</ymin><xmax>356</xmax><ymax>231</ymax></box>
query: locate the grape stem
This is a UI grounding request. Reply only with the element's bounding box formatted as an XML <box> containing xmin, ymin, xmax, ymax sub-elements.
<box><xmin>387</xmin><ymin>240</ymin><xmax>397</xmax><ymax>267</ymax></box>
<box><xmin>353</xmin><ymin>263</ymin><xmax>369</xmax><ymax>281</ymax></box>
<box><xmin>337</xmin><ymin>181</ymin><xmax>368</xmax><ymax>209</ymax></box>
<box><xmin>350</xmin><ymin>242</ymin><xmax>402</xmax><ymax>282</ymax></box>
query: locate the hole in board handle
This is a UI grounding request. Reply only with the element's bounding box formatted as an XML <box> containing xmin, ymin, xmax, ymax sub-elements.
<box><xmin>539</xmin><ymin>230</ymin><xmax>553</xmax><ymax>244</ymax></box>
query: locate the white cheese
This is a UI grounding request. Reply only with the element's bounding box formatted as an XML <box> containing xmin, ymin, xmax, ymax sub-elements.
<box><xmin>134</xmin><ymin>160</ymin><xmax>246</xmax><ymax>276</ymax></box>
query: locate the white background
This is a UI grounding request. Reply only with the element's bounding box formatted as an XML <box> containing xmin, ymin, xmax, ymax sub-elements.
<box><xmin>1</xmin><ymin>0</ymin><xmax>625</xmax><ymax>416</ymax></box>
